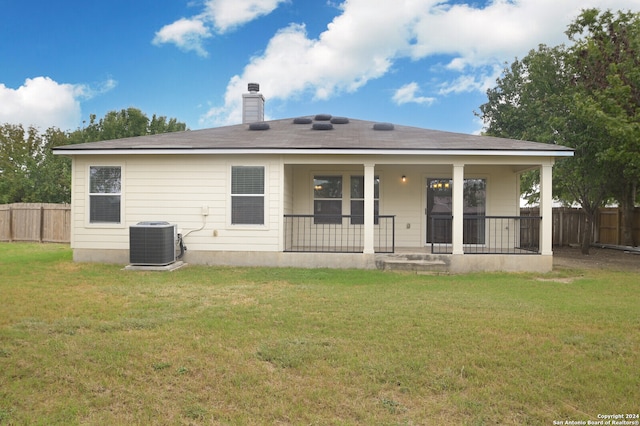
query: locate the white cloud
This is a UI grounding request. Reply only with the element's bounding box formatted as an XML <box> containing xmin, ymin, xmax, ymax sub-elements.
<box><xmin>438</xmin><ymin>65</ymin><xmax>503</xmax><ymax>95</ymax></box>
<box><xmin>78</xmin><ymin>78</ymin><xmax>118</xmax><ymax>99</ymax></box>
<box><xmin>153</xmin><ymin>17</ymin><xmax>211</xmax><ymax>57</ymax></box>
<box><xmin>0</xmin><ymin>76</ymin><xmax>117</xmax><ymax>131</ymax></box>
<box><xmin>201</xmin><ymin>0</ymin><xmax>419</xmax><ymax>125</ymax></box>
<box><xmin>201</xmin><ymin>0</ymin><xmax>640</xmax><ymax>126</ymax></box>
<box><xmin>153</xmin><ymin>0</ymin><xmax>287</xmax><ymax>54</ymax></box>
<box><xmin>205</xmin><ymin>0</ymin><xmax>289</xmax><ymax>33</ymax></box>
<box><xmin>393</xmin><ymin>82</ymin><xmax>435</xmax><ymax>106</ymax></box>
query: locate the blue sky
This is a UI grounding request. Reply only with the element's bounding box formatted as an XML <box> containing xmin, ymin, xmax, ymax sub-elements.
<box><xmin>2</xmin><ymin>0</ymin><xmax>639</xmax><ymax>135</ymax></box>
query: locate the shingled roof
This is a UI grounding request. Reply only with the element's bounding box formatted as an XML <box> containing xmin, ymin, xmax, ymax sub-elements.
<box><xmin>53</xmin><ymin>115</ymin><xmax>574</xmax><ymax>156</ymax></box>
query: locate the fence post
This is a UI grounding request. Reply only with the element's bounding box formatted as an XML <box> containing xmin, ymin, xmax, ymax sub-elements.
<box><xmin>9</xmin><ymin>205</ymin><xmax>13</xmax><ymax>242</ymax></box>
<box><xmin>616</xmin><ymin>206</ymin><xmax>620</xmax><ymax>245</ymax></box>
<box><xmin>558</xmin><ymin>208</ymin><xmax>564</xmax><ymax>246</ymax></box>
<box><xmin>39</xmin><ymin>205</ymin><xmax>44</xmax><ymax>243</ymax></box>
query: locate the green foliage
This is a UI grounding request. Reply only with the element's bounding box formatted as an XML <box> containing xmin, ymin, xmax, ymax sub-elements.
<box><xmin>566</xmin><ymin>8</ymin><xmax>640</xmax><ymax>245</ymax></box>
<box><xmin>478</xmin><ymin>8</ymin><xmax>640</xmax><ymax>247</ymax></box>
<box><xmin>480</xmin><ymin>45</ymin><xmax>611</xmax><ymax>213</ymax></box>
<box><xmin>68</xmin><ymin>108</ymin><xmax>187</xmax><ymax>144</ymax></box>
<box><xmin>0</xmin><ymin>124</ymin><xmax>70</xmax><ymax>203</ymax></box>
<box><xmin>0</xmin><ymin>108</ymin><xmax>186</xmax><ymax>204</ymax></box>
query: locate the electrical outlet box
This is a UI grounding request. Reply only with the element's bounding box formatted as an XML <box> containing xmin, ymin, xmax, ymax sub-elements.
<box><xmin>202</xmin><ymin>205</ymin><xmax>209</xmax><ymax>216</ymax></box>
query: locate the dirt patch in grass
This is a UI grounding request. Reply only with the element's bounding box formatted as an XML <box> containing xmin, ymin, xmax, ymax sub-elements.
<box><xmin>535</xmin><ymin>276</ymin><xmax>577</xmax><ymax>284</ymax></box>
<box><xmin>553</xmin><ymin>246</ymin><xmax>640</xmax><ymax>272</ymax></box>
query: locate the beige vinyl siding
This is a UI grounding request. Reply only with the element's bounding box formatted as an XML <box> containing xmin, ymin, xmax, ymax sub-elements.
<box><xmin>70</xmin><ymin>152</ymin><xmax>544</xmax><ymax>254</ymax></box>
<box><xmin>477</xmin><ymin>165</ymin><xmax>519</xmax><ymax>217</ymax></box>
<box><xmin>71</xmin><ymin>155</ymin><xmax>283</xmax><ymax>252</ymax></box>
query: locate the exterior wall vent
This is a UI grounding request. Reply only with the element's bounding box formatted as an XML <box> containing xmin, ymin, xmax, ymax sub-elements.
<box><xmin>373</xmin><ymin>122</ymin><xmax>395</xmax><ymax>131</ymax></box>
<box><xmin>312</xmin><ymin>122</ymin><xmax>334</xmax><ymax>130</ymax></box>
<box><xmin>129</xmin><ymin>222</ymin><xmax>177</xmax><ymax>266</ymax></box>
<box><xmin>314</xmin><ymin>113</ymin><xmax>332</xmax><ymax>121</ymax></box>
<box><xmin>293</xmin><ymin>117</ymin><xmax>313</xmax><ymax>124</ymax></box>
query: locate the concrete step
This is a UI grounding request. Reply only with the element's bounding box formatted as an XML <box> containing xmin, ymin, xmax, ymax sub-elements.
<box><xmin>376</xmin><ymin>254</ymin><xmax>450</xmax><ymax>274</ymax></box>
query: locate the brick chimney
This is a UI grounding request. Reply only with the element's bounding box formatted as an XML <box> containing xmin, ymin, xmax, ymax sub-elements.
<box><xmin>242</xmin><ymin>83</ymin><xmax>265</xmax><ymax>124</ymax></box>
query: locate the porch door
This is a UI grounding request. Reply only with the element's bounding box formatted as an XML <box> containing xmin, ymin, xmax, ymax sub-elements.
<box><xmin>426</xmin><ymin>178</ymin><xmax>486</xmax><ymax>244</ymax></box>
<box><xmin>426</xmin><ymin>178</ymin><xmax>453</xmax><ymax>243</ymax></box>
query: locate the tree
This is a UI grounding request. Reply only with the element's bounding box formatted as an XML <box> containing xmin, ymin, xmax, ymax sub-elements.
<box><xmin>0</xmin><ymin>124</ymin><xmax>71</xmax><ymax>203</ymax></box>
<box><xmin>68</xmin><ymin>108</ymin><xmax>187</xmax><ymax>144</ymax></box>
<box><xmin>478</xmin><ymin>9</ymin><xmax>640</xmax><ymax>253</ymax></box>
<box><xmin>1</xmin><ymin>124</ymin><xmax>38</xmax><ymax>203</ymax></box>
<box><xmin>479</xmin><ymin>45</ymin><xmax>611</xmax><ymax>253</ymax></box>
<box><xmin>31</xmin><ymin>128</ymin><xmax>72</xmax><ymax>203</ymax></box>
<box><xmin>565</xmin><ymin>9</ymin><xmax>640</xmax><ymax>246</ymax></box>
<box><xmin>1</xmin><ymin>109</ymin><xmax>187</xmax><ymax>204</ymax></box>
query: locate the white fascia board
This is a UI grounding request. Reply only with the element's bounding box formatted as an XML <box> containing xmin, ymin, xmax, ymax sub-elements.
<box><xmin>54</xmin><ymin>148</ymin><xmax>574</xmax><ymax>157</ymax></box>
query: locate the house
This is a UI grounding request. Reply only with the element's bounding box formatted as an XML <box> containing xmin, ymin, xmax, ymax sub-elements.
<box><xmin>53</xmin><ymin>84</ymin><xmax>573</xmax><ymax>273</ymax></box>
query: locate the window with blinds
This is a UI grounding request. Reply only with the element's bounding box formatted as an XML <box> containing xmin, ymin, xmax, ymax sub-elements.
<box><xmin>231</xmin><ymin>166</ymin><xmax>265</xmax><ymax>225</ymax></box>
<box><xmin>89</xmin><ymin>166</ymin><xmax>122</xmax><ymax>224</ymax></box>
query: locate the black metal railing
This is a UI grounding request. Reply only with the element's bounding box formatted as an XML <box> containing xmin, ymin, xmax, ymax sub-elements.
<box><xmin>430</xmin><ymin>215</ymin><xmax>542</xmax><ymax>254</ymax></box>
<box><xmin>284</xmin><ymin>215</ymin><xmax>395</xmax><ymax>253</ymax></box>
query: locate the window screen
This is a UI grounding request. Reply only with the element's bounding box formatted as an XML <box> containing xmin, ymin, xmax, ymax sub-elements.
<box><xmin>231</xmin><ymin>166</ymin><xmax>265</xmax><ymax>225</ymax></box>
<box><xmin>89</xmin><ymin>166</ymin><xmax>121</xmax><ymax>223</ymax></box>
<box><xmin>232</xmin><ymin>166</ymin><xmax>264</xmax><ymax>195</ymax></box>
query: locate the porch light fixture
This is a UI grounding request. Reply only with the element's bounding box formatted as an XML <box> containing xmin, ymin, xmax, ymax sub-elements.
<box><xmin>429</xmin><ymin>180</ymin><xmax>451</xmax><ymax>190</ymax></box>
<box><xmin>401</xmin><ymin>175</ymin><xmax>407</xmax><ymax>183</ymax></box>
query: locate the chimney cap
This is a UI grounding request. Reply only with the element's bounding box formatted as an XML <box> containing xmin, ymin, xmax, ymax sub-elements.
<box><xmin>248</xmin><ymin>82</ymin><xmax>260</xmax><ymax>93</ymax></box>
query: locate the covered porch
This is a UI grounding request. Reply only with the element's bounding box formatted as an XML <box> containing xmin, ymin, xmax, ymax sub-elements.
<box><xmin>280</xmin><ymin>158</ymin><xmax>555</xmax><ymax>272</ymax></box>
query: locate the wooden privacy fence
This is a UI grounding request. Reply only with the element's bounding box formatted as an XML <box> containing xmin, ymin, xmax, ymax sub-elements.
<box><xmin>522</xmin><ymin>207</ymin><xmax>640</xmax><ymax>247</ymax></box>
<box><xmin>0</xmin><ymin>203</ymin><xmax>637</xmax><ymax>247</ymax></box>
<box><xmin>0</xmin><ymin>203</ymin><xmax>71</xmax><ymax>243</ymax></box>
<box><xmin>597</xmin><ymin>207</ymin><xmax>640</xmax><ymax>245</ymax></box>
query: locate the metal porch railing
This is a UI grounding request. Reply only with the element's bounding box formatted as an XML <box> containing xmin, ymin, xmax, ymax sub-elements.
<box><xmin>283</xmin><ymin>215</ymin><xmax>395</xmax><ymax>253</ymax></box>
<box><xmin>430</xmin><ymin>215</ymin><xmax>542</xmax><ymax>254</ymax></box>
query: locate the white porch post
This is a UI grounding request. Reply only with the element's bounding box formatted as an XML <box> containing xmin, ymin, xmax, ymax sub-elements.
<box><xmin>540</xmin><ymin>163</ymin><xmax>554</xmax><ymax>255</ymax></box>
<box><xmin>452</xmin><ymin>163</ymin><xmax>465</xmax><ymax>255</ymax></box>
<box><xmin>363</xmin><ymin>163</ymin><xmax>375</xmax><ymax>254</ymax></box>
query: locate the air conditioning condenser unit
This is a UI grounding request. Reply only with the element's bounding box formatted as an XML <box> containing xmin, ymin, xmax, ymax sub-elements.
<box><xmin>129</xmin><ymin>221</ymin><xmax>177</xmax><ymax>266</ymax></box>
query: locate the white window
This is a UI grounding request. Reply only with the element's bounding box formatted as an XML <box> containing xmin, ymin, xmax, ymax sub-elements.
<box><xmin>231</xmin><ymin>166</ymin><xmax>265</xmax><ymax>225</ymax></box>
<box><xmin>89</xmin><ymin>166</ymin><xmax>121</xmax><ymax>224</ymax></box>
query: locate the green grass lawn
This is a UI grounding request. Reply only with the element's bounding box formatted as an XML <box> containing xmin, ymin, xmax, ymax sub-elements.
<box><xmin>0</xmin><ymin>243</ymin><xmax>638</xmax><ymax>425</ymax></box>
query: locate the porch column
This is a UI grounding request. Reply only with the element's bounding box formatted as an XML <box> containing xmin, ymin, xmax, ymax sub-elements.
<box><xmin>452</xmin><ymin>163</ymin><xmax>465</xmax><ymax>255</ymax></box>
<box><xmin>363</xmin><ymin>163</ymin><xmax>375</xmax><ymax>254</ymax></box>
<box><xmin>540</xmin><ymin>163</ymin><xmax>553</xmax><ymax>255</ymax></box>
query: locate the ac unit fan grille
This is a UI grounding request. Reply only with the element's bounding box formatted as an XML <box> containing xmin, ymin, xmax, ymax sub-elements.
<box><xmin>129</xmin><ymin>222</ymin><xmax>176</xmax><ymax>266</ymax></box>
